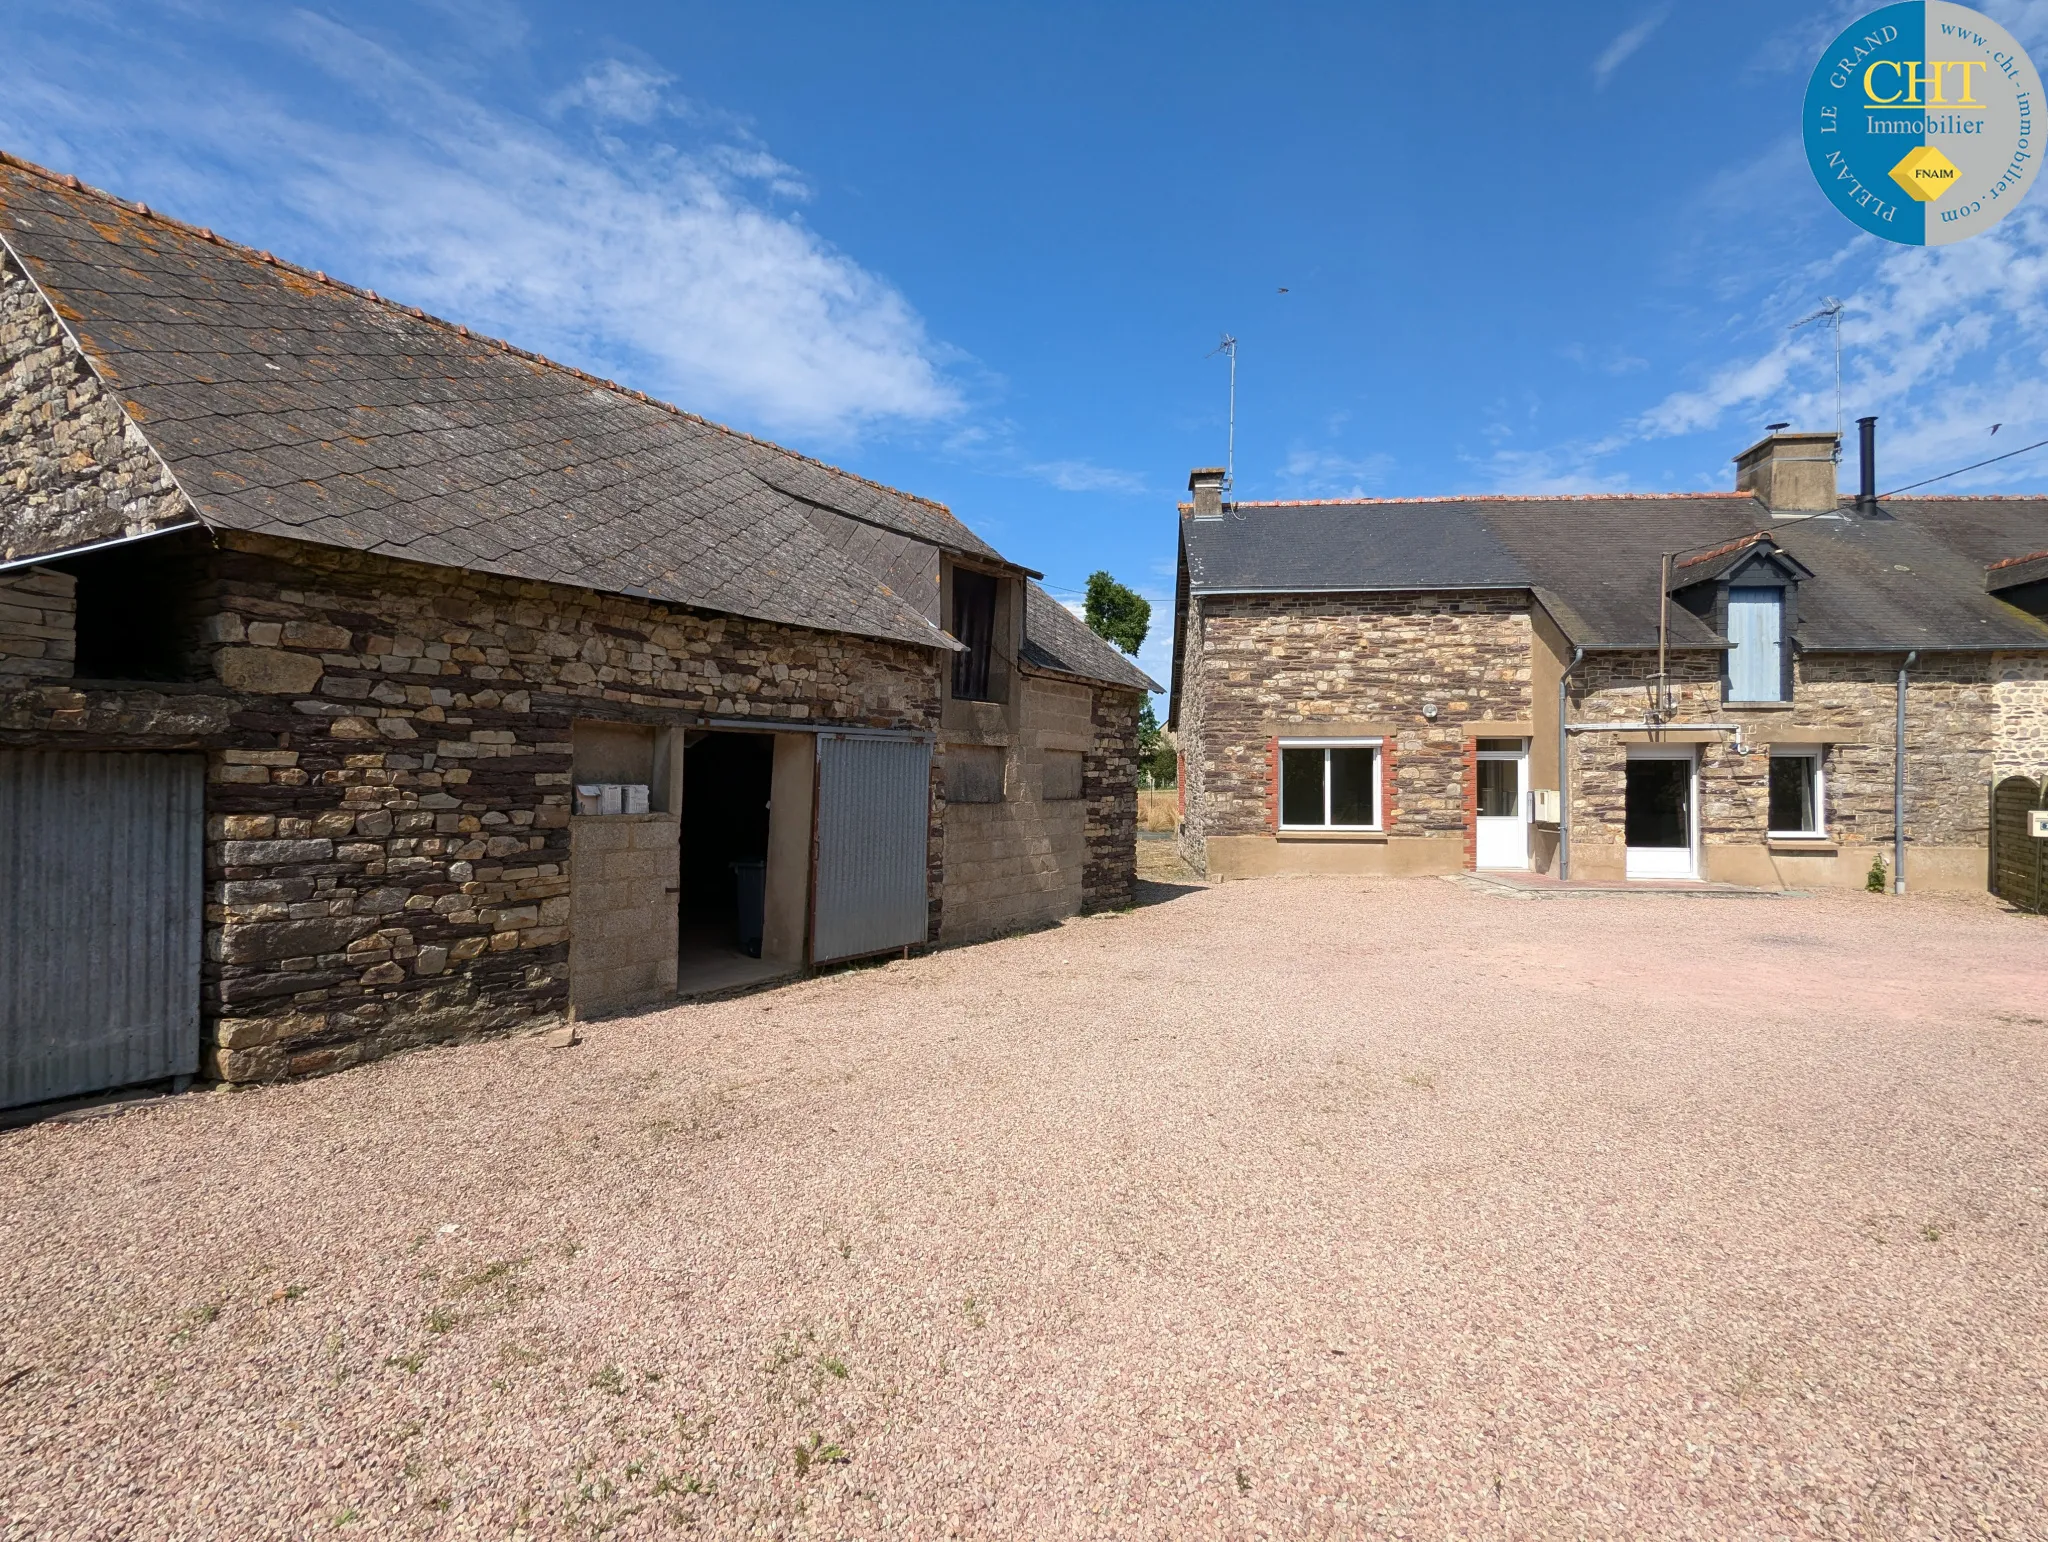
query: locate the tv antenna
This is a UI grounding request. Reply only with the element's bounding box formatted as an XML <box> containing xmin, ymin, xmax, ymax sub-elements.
<box><xmin>1789</xmin><ymin>297</ymin><xmax>1845</xmax><ymax>456</ymax></box>
<box><xmin>1207</xmin><ymin>333</ymin><xmax>1238</xmax><ymax>493</ymax></box>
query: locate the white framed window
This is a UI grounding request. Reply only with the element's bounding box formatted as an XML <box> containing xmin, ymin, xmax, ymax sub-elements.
<box><xmin>1278</xmin><ymin>738</ymin><xmax>1381</xmax><ymax>830</ymax></box>
<box><xmin>1768</xmin><ymin>748</ymin><xmax>1825</xmax><ymax>837</ymax></box>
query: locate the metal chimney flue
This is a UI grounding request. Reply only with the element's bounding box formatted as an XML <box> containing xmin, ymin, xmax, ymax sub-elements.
<box><xmin>1857</xmin><ymin>415</ymin><xmax>1878</xmax><ymax>515</ymax></box>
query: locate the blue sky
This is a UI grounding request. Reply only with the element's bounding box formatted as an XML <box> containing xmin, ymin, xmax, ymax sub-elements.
<box><xmin>7</xmin><ymin>0</ymin><xmax>2048</xmax><ymax>692</ymax></box>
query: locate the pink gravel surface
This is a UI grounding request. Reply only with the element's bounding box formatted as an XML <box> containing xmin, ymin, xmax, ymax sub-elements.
<box><xmin>3</xmin><ymin>876</ymin><xmax>2046</xmax><ymax>1540</ymax></box>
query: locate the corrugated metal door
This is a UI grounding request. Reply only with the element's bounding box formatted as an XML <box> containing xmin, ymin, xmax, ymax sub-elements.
<box><xmin>812</xmin><ymin>734</ymin><xmax>932</xmax><ymax>964</ymax></box>
<box><xmin>1</xmin><ymin>752</ymin><xmax>202</xmax><ymax>1108</ymax></box>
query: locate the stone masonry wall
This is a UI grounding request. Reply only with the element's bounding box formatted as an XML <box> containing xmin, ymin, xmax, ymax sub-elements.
<box><xmin>5</xmin><ymin>529</ymin><xmax>941</xmax><ymax>1081</ymax></box>
<box><xmin>1178</xmin><ymin>592</ymin><xmax>1534</xmax><ymax>861</ymax></box>
<box><xmin>0</xmin><ymin>251</ymin><xmax>187</xmax><ymax>562</ymax></box>
<box><xmin>0</xmin><ymin>564</ymin><xmax>73</xmax><ymax>678</ymax></box>
<box><xmin>1993</xmin><ymin>653</ymin><xmax>2048</xmax><ymax>779</ymax></box>
<box><xmin>1083</xmin><ymin>685</ymin><xmax>1140</xmax><ymax>911</ymax></box>
<box><xmin>1569</xmin><ymin>650</ymin><xmax>2004</xmax><ymax>856</ymax></box>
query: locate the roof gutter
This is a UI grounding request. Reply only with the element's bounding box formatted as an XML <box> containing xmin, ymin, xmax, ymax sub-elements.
<box><xmin>1557</xmin><ymin>646</ymin><xmax>1585</xmax><ymax>881</ymax></box>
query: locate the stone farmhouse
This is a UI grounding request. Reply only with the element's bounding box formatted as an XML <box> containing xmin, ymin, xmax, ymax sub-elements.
<box><xmin>0</xmin><ymin>154</ymin><xmax>1155</xmax><ymax>1111</ymax></box>
<box><xmin>1170</xmin><ymin>426</ymin><xmax>2048</xmax><ymax>889</ymax></box>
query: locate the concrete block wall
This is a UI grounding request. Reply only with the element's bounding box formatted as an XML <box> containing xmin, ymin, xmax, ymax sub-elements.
<box><xmin>569</xmin><ymin>814</ymin><xmax>679</xmax><ymax>1017</ymax></box>
<box><xmin>939</xmin><ymin>674</ymin><xmax>1098</xmax><ymax>944</ymax></box>
<box><xmin>0</xmin><ymin>565</ymin><xmax>73</xmax><ymax>678</ymax></box>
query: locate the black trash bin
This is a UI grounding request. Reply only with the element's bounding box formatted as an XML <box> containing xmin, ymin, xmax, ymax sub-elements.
<box><xmin>729</xmin><ymin>859</ymin><xmax>766</xmax><ymax>958</ymax></box>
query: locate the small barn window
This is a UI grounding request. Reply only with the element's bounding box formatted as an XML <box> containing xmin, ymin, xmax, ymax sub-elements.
<box><xmin>1727</xmin><ymin>586</ymin><xmax>1786</xmax><ymax>702</ymax></box>
<box><xmin>1043</xmin><ymin>751</ymin><xmax>1084</xmax><ymax>801</ymax></box>
<box><xmin>1768</xmin><ymin>749</ymin><xmax>1823</xmax><ymax>836</ymax></box>
<box><xmin>1278</xmin><ymin>740</ymin><xmax>1379</xmax><ymax>830</ymax></box>
<box><xmin>951</xmin><ymin>570</ymin><xmax>999</xmax><ymax>702</ymax></box>
<box><xmin>61</xmin><ymin>534</ymin><xmax>206</xmax><ymax>682</ymax></box>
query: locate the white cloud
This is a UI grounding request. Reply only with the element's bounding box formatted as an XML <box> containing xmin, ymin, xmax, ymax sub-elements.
<box><xmin>0</xmin><ymin>7</ymin><xmax>960</xmax><ymax>441</ymax></box>
<box><xmin>1276</xmin><ymin>446</ymin><xmax>1395</xmax><ymax>498</ymax></box>
<box><xmin>1593</xmin><ymin>4</ymin><xmax>1673</xmax><ymax>88</ymax></box>
<box><xmin>1026</xmin><ymin>459</ymin><xmax>1150</xmax><ymax>494</ymax></box>
<box><xmin>549</xmin><ymin>59</ymin><xmax>674</xmax><ymax>125</ymax></box>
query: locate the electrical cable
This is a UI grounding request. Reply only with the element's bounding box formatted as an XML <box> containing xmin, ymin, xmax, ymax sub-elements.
<box><xmin>1881</xmin><ymin>435</ymin><xmax>2048</xmax><ymax>497</ymax></box>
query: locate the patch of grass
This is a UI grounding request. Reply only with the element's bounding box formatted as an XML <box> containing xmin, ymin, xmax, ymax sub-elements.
<box><xmin>449</xmin><ymin>1257</ymin><xmax>530</xmax><ymax>1299</ymax></box>
<box><xmin>332</xmin><ymin>1507</ymin><xmax>360</xmax><ymax>1527</ymax></box>
<box><xmin>836</xmin><ymin>1237</ymin><xmax>853</xmax><ymax>1260</ymax></box>
<box><xmin>589</xmin><ymin>1363</ymin><xmax>627</xmax><ymax>1396</ymax></box>
<box><xmin>792</xmin><ymin>1434</ymin><xmax>851</xmax><ymax>1477</ymax></box>
<box><xmin>1235</xmin><ymin>1467</ymin><xmax>1252</xmax><ymax>1496</ymax></box>
<box><xmin>425</xmin><ymin>1306</ymin><xmax>457</xmax><ymax>1335</ymax></box>
<box><xmin>962</xmin><ymin>1295</ymin><xmax>986</xmax><ymax>1329</ymax></box>
<box><xmin>653</xmin><ymin>1473</ymin><xmax>715</xmax><ymax>1497</ymax></box>
<box><xmin>385</xmin><ymin>1351</ymin><xmax>427</xmax><ymax>1375</ymax></box>
<box><xmin>500</xmin><ymin>1342</ymin><xmax>545</xmax><ymax>1367</ymax></box>
<box><xmin>1922</xmin><ymin>1222</ymin><xmax>1945</xmax><ymax>1242</ymax></box>
<box><xmin>819</xmin><ymin>1355</ymin><xmax>849</xmax><ymax>1379</ymax></box>
<box><xmin>1402</xmin><ymin>1071</ymin><xmax>1435</xmax><ymax>1091</ymax></box>
<box><xmin>169</xmin><ymin>1300</ymin><xmax>222</xmax><ymax>1346</ymax></box>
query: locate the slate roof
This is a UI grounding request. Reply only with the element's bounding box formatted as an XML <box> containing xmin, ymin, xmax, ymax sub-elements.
<box><xmin>0</xmin><ymin>152</ymin><xmax>1079</xmax><ymax>664</ymax></box>
<box><xmin>1179</xmin><ymin>492</ymin><xmax>2048</xmax><ymax>653</ymax></box>
<box><xmin>1019</xmin><ymin>583</ymin><xmax>1159</xmax><ymax>693</ymax></box>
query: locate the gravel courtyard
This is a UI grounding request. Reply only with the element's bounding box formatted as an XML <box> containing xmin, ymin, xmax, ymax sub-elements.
<box><xmin>4</xmin><ymin>875</ymin><xmax>2045</xmax><ymax>1540</ymax></box>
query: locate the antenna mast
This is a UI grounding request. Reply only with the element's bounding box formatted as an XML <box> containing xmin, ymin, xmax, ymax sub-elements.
<box><xmin>1790</xmin><ymin>298</ymin><xmax>1845</xmax><ymax>455</ymax></box>
<box><xmin>1208</xmin><ymin>334</ymin><xmax>1238</xmax><ymax>493</ymax></box>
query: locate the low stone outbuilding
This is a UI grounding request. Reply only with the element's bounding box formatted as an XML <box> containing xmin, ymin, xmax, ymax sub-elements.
<box><xmin>0</xmin><ymin>154</ymin><xmax>1155</xmax><ymax>1110</ymax></box>
<box><xmin>1171</xmin><ymin>430</ymin><xmax>2048</xmax><ymax>890</ymax></box>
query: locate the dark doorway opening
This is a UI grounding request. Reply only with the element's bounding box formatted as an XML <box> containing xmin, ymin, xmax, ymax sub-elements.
<box><xmin>1625</xmin><ymin>758</ymin><xmax>1691</xmax><ymax>848</ymax></box>
<box><xmin>678</xmin><ymin>731</ymin><xmax>782</xmax><ymax>992</ymax></box>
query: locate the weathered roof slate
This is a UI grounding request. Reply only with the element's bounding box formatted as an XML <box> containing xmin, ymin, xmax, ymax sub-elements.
<box><xmin>1019</xmin><ymin>583</ymin><xmax>1159</xmax><ymax>694</ymax></box>
<box><xmin>0</xmin><ymin>155</ymin><xmax>1021</xmax><ymax>654</ymax></box>
<box><xmin>1180</xmin><ymin>491</ymin><xmax>2048</xmax><ymax>652</ymax></box>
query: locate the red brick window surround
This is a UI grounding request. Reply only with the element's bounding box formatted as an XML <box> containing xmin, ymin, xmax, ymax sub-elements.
<box><xmin>1461</xmin><ymin>738</ymin><xmax>1479</xmax><ymax>870</ymax></box>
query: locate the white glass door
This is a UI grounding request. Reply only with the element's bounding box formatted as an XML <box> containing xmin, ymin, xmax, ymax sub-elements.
<box><xmin>1475</xmin><ymin>740</ymin><xmax>1529</xmax><ymax>871</ymax></box>
<box><xmin>1625</xmin><ymin>748</ymin><xmax>1697</xmax><ymax>879</ymax></box>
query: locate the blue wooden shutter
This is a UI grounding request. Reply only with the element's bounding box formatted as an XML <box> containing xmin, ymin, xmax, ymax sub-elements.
<box><xmin>1727</xmin><ymin>587</ymin><xmax>1784</xmax><ymax>701</ymax></box>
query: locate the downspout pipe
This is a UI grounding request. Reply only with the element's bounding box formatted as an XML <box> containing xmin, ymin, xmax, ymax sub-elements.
<box><xmin>1558</xmin><ymin>646</ymin><xmax>1586</xmax><ymax>880</ymax></box>
<box><xmin>1895</xmin><ymin>650</ymin><xmax>1916</xmax><ymax>894</ymax></box>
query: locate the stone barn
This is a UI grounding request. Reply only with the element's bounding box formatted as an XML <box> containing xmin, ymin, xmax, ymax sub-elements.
<box><xmin>0</xmin><ymin>154</ymin><xmax>1154</xmax><ymax>1110</ymax></box>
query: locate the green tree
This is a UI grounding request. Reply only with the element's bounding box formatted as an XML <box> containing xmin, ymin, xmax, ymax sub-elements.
<box><xmin>1084</xmin><ymin>571</ymin><xmax>1149</xmax><ymax>656</ymax></box>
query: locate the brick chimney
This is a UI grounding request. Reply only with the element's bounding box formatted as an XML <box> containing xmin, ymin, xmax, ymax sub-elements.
<box><xmin>1733</xmin><ymin>430</ymin><xmax>1841</xmax><ymax>513</ymax></box>
<box><xmin>1188</xmin><ymin>467</ymin><xmax>1226</xmax><ymax>520</ymax></box>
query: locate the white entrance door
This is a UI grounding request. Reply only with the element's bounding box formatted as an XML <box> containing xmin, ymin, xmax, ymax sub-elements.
<box><xmin>1625</xmin><ymin>747</ymin><xmax>1697</xmax><ymax>880</ymax></box>
<box><xmin>1475</xmin><ymin>740</ymin><xmax>1529</xmax><ymax>871</ymax></box>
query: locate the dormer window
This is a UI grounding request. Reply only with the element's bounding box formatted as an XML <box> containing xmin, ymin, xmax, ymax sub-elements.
<box><xmin>1726</xmin><ymin>585</ymin><xmax>1787</xmax><ymax>702</ymax></box>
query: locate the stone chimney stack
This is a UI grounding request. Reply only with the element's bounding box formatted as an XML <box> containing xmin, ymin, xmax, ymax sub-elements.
<box><xmin>1733</xmin><ymin>429</ymin><xmax>1841</xmax><ymax>513</ymax></box>
<box><xmin>1188</xmin><ymin>467</ymin><xmax>1226</xmax><ymax>520</ymax></box>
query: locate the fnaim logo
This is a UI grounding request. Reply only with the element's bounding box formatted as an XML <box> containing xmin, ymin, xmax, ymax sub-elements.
<box><xmin>1804</xmin><ymin>2</ymin><xmax>2042</xmax><ymax>244</ymax></box>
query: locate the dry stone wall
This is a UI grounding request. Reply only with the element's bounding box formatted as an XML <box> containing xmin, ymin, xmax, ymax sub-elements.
<box><xmin>0</xmin><ymin>252</ymin><xmax>187</xmax><ymax>561</ymax></box>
